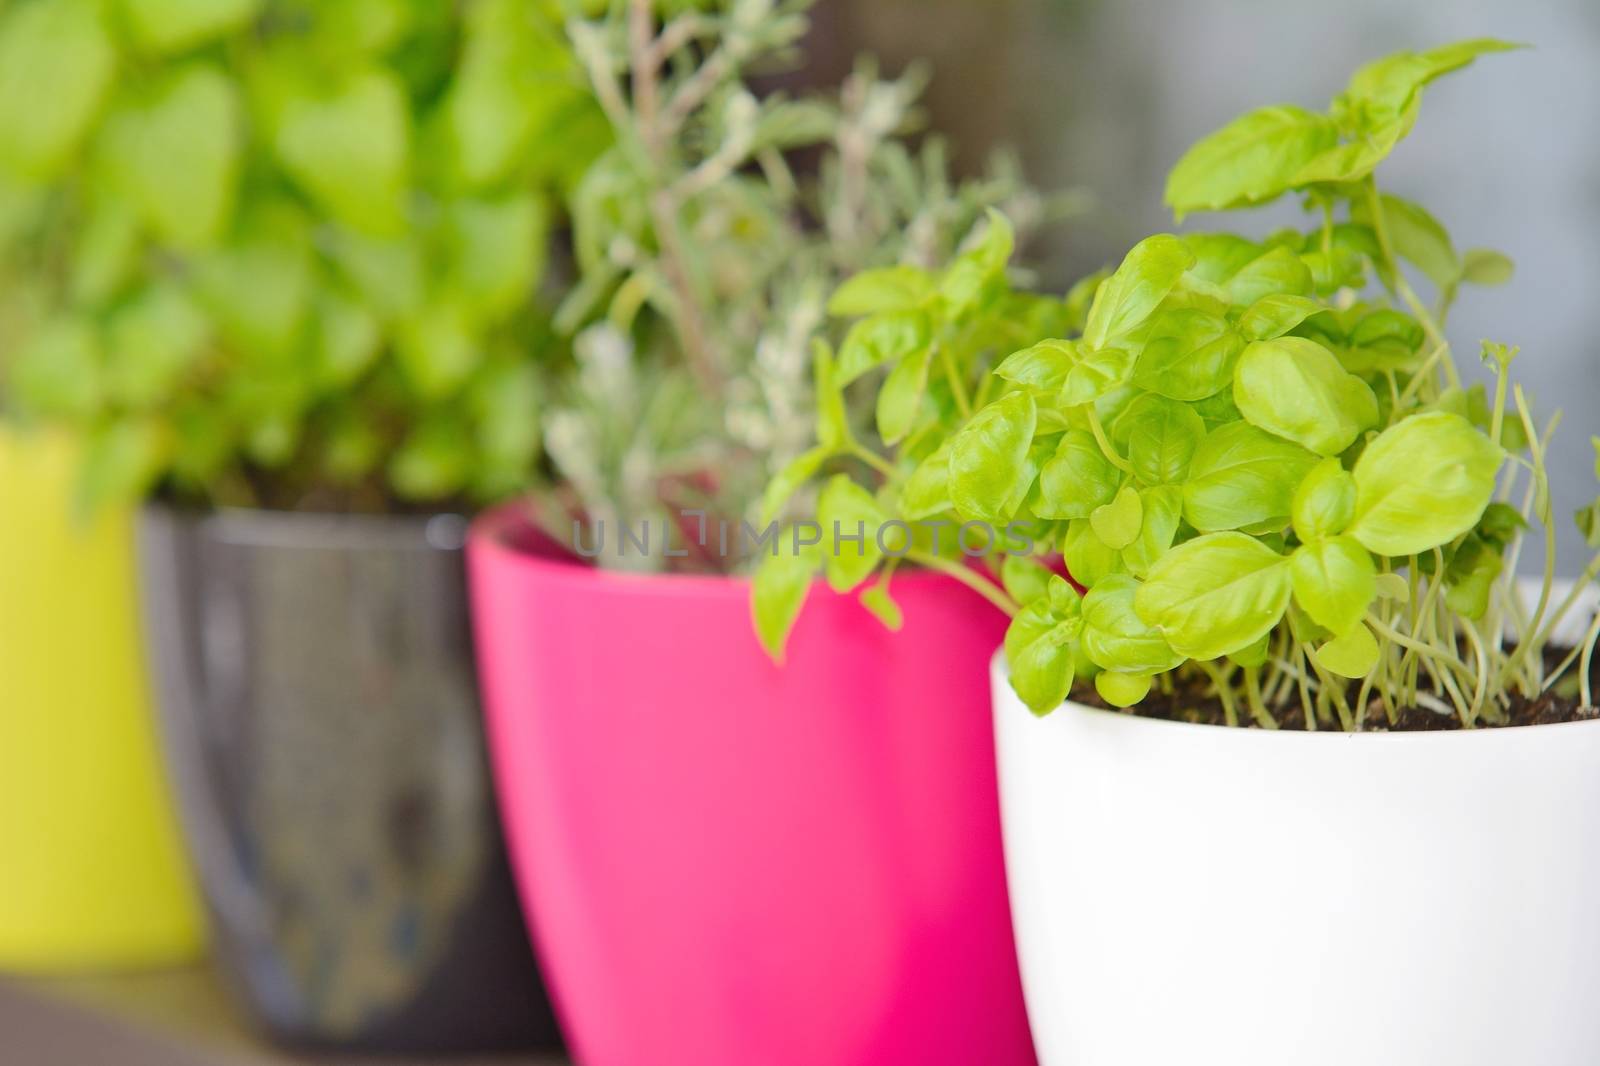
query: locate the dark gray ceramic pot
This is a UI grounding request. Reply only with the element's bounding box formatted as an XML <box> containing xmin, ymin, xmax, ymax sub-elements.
<box><xmin>136</xmin><ymin>504</ymin><xmax>557</xmax><ymax>1055</ymax></box>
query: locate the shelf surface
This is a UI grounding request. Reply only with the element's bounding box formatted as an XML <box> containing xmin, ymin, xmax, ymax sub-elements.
<box><xmin>0</xmin><ymin>966</ymin><xmax>570</xmax><ymax>1065</ymax></box>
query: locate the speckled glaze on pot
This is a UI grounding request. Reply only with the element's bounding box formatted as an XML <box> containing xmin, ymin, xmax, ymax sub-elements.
<box><xmin>137</xmin><ymin>504</ymin><xmax>556</xmax><ymax>1055</ymax></box>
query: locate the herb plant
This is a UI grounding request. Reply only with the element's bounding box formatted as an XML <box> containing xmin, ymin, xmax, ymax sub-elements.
<box><xmin>0</xmin><ymin>0</ymin><xmax>603</xmax><ymax>511</ymax></box>
<box><xmin>758</xmin><ymin>39</ymin><xmax>1600</xmax><ymax>730</ymax></box>
<box><xmin>539</xmin><ymin>0</ymin><xmax>1064</xmax><ymax>570</ymax></box>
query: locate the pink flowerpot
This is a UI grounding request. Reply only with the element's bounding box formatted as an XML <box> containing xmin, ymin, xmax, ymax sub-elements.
<box><xmin>467</xmin><ymin>506</ymin><xmax>1033</xmax><ymax>1066</ymax></box>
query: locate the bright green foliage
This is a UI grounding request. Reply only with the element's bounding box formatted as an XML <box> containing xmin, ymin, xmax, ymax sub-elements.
<box><xmin>0</xmin><ymin>0</ymin><xmax>601</xmax><ymax>512</ymax></box>
<box><xmin>758</xmin><ymin>39</ymin><xmax>1600</xmax><ymax>731</ymax></box>
<box><xmin>1166</xmin><ymin>39</ymin><xmax>1522</xmax><ymax>217</ymax></box>
<box><xmin>0</xmin><ymin>0</ymin><xmax>117</xmax><ymax>180</ymax></box>
<box><xmin>548</xmin><ymin>1</ymin><xmax>1068</xmax><ymax>573</ymax></box>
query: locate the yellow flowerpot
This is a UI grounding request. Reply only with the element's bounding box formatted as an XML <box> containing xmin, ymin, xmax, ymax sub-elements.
<box><xmin>0</xmin><ymin>427</ymin><xmax>202</xmax><ymax>972</ymax></box>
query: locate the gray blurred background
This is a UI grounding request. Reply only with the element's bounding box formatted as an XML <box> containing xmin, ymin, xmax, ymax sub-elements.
<box><xmin>811</xmin><ymin>0</ymin><xmax>1600</xmax><ymax>573</ymax></box>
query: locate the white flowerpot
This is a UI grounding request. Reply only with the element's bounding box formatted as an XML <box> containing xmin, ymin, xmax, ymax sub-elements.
<box><xmin>992</xmin><ymin>652</ymin><xmax>1600</xmax><ymax>1066</ymax></box>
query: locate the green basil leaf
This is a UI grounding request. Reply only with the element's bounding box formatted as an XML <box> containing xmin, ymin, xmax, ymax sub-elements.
<box><xmin>276</xmin><ymin>67</ymin><xmax>410</xmax><ymax>236</ymax></box>
<box><xmin>322</xmin><ymin>408</ymin><xmax>383</xmax><ymax>484</ymax></box>
<box><xmin>396</xmin><ymin>298</ymin><xmax>481</xmax><ymax>399</ymax></box>
<box><xmin>107</xmin><ymin>64</ymin><xmax>241</xmax><ymax>251</ymax></box>
<box><xmin>1234</xmin><ymin>337</ymin><xmax>1378</xmax><ymax>456</ymax></box>
<box><xmin>329</xmin><ymin>227</ymin><xmax>424</xmax><ymax>319</ymax></box>
<box><xmin>899</xmin><ymin>438</ymin><xmax>953</xmax><ymax>521</ymax></box>
<box><xmin>1578</xmin><ymin>501</ymin><xmax>1600</xmax><ymax>550</ymax></box>
<box><xmin>1342</xmin><ymin>309</ymin><xmax>1425</xmax><ymax>373</ymax></box>
<box><xmin>995</xmin><ymin>339</ymin><xmax>1076</xmax><ymax>391</ymax></box>
<box><xmin>70</xmin><ymin>196</ymin><xmax>140</xmax><ymax>306</ymax></box>
<box><xmin>1183</xmin><ymin>422</ymin><xmax>1319</xmax><ymax>532</ymax></box>
<box><xmin>1442</xmin><ymin>536</ymin><xmax>1502</xmax><ymax>620</ymax></box>
<box><xmin>312</xmin><ymin>289</ymin><xmax>382</xmax><ymax>389</ymax></box>
<box><xmin>1313</xmin><ymin>622</ymin><xmax>1379</xmax><ymax>679</ymax></box>
<box><xmin>1083</xmin><ymin>234</ymin><xmax>1195</xmax><ymax>349</ymax></box>
<box><xmin>1135</xmin><ymin>531</ymin><xmax>1292</xmax><ymax>661</ymax></box>
<box><xmin>836</xmin><ymin>310</ymin><xmax>930</xmax><ymax>385</ymax></box>
<box><xmin>1342</xmin><ymin>39</ymin><xmax>1521</xmax><ymax>123</ymax></box>
<box><xmin>1300</xmin><ymin>245</ymin><xmax>1368</xmax><ymax>297</ymax></box>
<box><xmin>1061</xmin><ymin>347</ymin><xmax>1137</xmax><ymax>406</ymax></box>
<box><xmin>469</xmin><ymin>357</ymin><xmax>541</xmax><ymax>476</ymax></box>
<box><xmin>1061</xmin><ymin>517</ymin><xmax>1124</xmax><ymax>587</ymax></box>
<box><xmin>1290</xmin><ymin>536</ymin><xmax>1376</xmax><ymax>636</ymax></box>
<box><xmin>1291</xmin><ymin>457</ymin><xmax>1357</xmax><ymax>542</ymax></box>
<box><xmin>859</xmin><ymin>579</ymin><xmax>904</xmax><ymax>631</ymax></box>
<box><xmin>1348</xmin><ymin>411</ymin><xmax>1503</xmax><ymax>556</ymax></box>
<box><xmin>1192</xmin><ymin>388</ymin><xmax>1243</xmax><ymax>430</ymax></box>
<box><xmin>1082</xmin><ymin>574</ymin><xmax>1184</xmax><ymax>675</ymax></box>
<box><xmin>828</xmin><ymin>265</ymin><xmax>935</xmax><ymax>317</ymax></box>
<box><xmin>1228</xmin><ymin>633</ymin><xmax>1271</xmax><ymax>670</ymax></box>
<box><xmin>1091</xmin><ymin>484</ymin><xmax>1143</xmax><ymax>551</ymax></box>
<box><xmin>1164</xmin><ymin>105</ymin><xmax>1339</xmax><ymax>216</ymax></box>
<box><xmin>1036</xmin><ymin>428</ymin><xmax>1119</xmax><ymax>521</ymax></box>
<box><xmin>120</xmin><ymin>0</ymin><xmax>262</xmax><ymax>55</ymax></box>
<box><xmin>817</xmin><ymin>475</ymin><xmax>886</xmax><ymax>593</ymax></box>
<box><xmin>1005</xmin><ymin>580</ymin><xmax>1081</xmax><ymax>660</ymax></box>
<box><xmin>10</xmin><ymin>316</ymin><xmax>102</xmax><ymax>418</ymax></box>
<box><xmin>77</xmin><ymin>416</ymin><xmax>172</xmax><ymax>513</ymax></box>
<box><xmin>1182</xmin><ymin>234</ymin><xmax>1265</xmax><ymax>287</ymax></box>
<box><xmin>1224</xmin><ymin>245</ymin><xmax>1314</xmax><ymax>306</ymax></box>
<box><xmin>1095</xmin><ymin>671</ymin><xmax>1152</xmax><ymax>709</ymax></box>
<box><xmin>760</xmin><ymin>446</ymin><xmax>829</xmax><ymax>526</ymax></box>
<box><xmin>814</xmin><ymin>339</ymin><xmax>851</xmax><ymax>450</ymax></box>
<box><xmin>1358</xmin><ymin>193</ymin><xmax>1459</xmax><ymax>291</ymax></box>
<box><xmin>105</xmin><ymin>283</ymin><xmax>209</xmax><ymax>409</ymax></box>
<box><xmin>751</xmin><ymin>535</ymin><xmax>820</xmax><ymax>663</ymax></box>
<box><xmin>1006</xmin><ymin>605</ymin><xmax>1080</xmax><ymax>716</ymax></box>
<box><xmin>1461</xmin><ymin>248</ymin><xmax>1514</xmax><ymax>287</ymax></box>
<box><xmin>1001</xmin><ymin>553</ymin><xmax>1055</xmax><ymax>607</ymax></box>
<box><xmin>877</xmin><ymin>345</ymin><xmax>933</xmax><ymax>446</ymax></box>
<box><xmin>192</xmin><ymin>201</ymin><xmax>313</xmax><ymax>359</ymax></box>
<box><xmin>1291</xmin><ymin>115</ymin><xmax>1409</xmax><ymax>187</ymax></box>
<box><xmin>1131</xmin><ymin>308</ymin><xmax>1245</xmax><ymax>402</ymax></box>
<box><xmin>939</xmin><ymin>209</ymin><xmax>1015</xmax><ymax>316</ymax></box>
<box><xmin>389</xmin><ymin>415</ymin><xmax>472</xmax><ymax>501</ymax></box>
<box><xmin>949</xmin><ymin>391</ymin><xmax>1036</xmax><ymax>525</ymax></box>
<box><xmin>448</xmin><ymin>193</ymin><xmax>549</xmax><ymax>323</ymax></box>
<box><xmin>440</xmin><ymin>0</ymin><xmax>589</xmax><ymax>189</ymax></box>
<box><xmin>1122</xmin><ymin>484</ymin><xmax>1183</xmax><ymax>579</ymax></box>
<box><xmin>1123</xmin><ymin>394</ymin><xmax>1206</xmax><ymax>485</ymax></box>
<box><xmin>1238</xmin><ymin>294</ymin><xmax>1326</xmax><ymax>341</ymax></box>
<box><xmin>0</xmin><ymin>0</ymin><xmax>115</xmax><ymax>180</ymax></box>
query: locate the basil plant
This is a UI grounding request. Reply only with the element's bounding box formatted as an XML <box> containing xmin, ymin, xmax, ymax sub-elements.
<box><xmin>758</xmin><ymin>39</ymin><xmax>1600</xmax><ymax>731</ymax></box>
<box><xmin>0</xmin><ymin>0</ymin><xmax>603</xmax><ymax>511</ymax></box>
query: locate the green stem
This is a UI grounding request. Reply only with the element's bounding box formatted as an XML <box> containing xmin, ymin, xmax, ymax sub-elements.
<box><xmin>1496</xmin><ymin>387</ymin><xmax>1557</xmax><ymax>692</ymax></box>
<box><xmin>1542</xmin><ymin>591</ymin><xmax>1600</xmax><ymax>697</ymax></box>
<box><xmin>1304</xmin><ymin>653</ymin><xmax>1356</xmax><ymax>732</ymax></box>
<box><xmin>1242</xmin><ymin>667</ymin><xmax>1279</xmax><ymax>730</ymax></box>
<box><xmin>906</xmin><ymin>549</ymin><xmax>1020</xmax><ymax>616</ymax></box>
<box><xmin>1367</xmin><ymin>614</ymin><xmax>1476</xmax><ymax>688</ymax></box>
<box><xmin>849</xmin><ymin>444</ymin><xmax>899</xmax><ymax>483</ymax></box>
<box><xmin>938</xmin><ymin>341</ymin><xmax>973</xmax><ymax>420</ymax></box>
<box><xmin>1198</xmin><ymin>661</ymin><xmax>1239</xmax><ymax>728</ymax></box>
<box><xmin>1532</xmin><ymin>554</ymin><xmax>1600</xmax><ymax>661</ymax></box>
<box><xmin>1085</xmin><ymin>407</ymin><xmax>1134</xmax><ymax>474</ymax></box>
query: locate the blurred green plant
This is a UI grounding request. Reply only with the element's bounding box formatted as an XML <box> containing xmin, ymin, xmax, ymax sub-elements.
<box><xmin>0</xmin><ymin>0</ymin><xmax>606</xmax><ymax>511</ymax></box>
<box><xmin>538</xmin><ymin>0</ymin><xmax>1071</xmax><ymax>570</ymax></box>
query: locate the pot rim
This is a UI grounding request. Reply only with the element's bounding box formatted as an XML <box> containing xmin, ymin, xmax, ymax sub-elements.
<box><xmin>991</xmin><ymin>648</ymin><xmax>1600</xmax><ymax>743</ymax></box>
<box><xmin>469</xmin><ymin>501</ymin><xmax>974</xmax><ymax>599</ymax></box>
<box><xmin>141</xmin><ymin>500</ymin><xmax>471</xmax><ymax>552</ymax></box>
